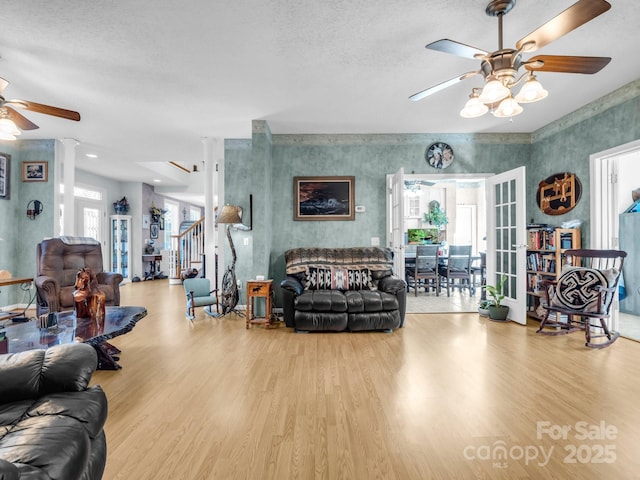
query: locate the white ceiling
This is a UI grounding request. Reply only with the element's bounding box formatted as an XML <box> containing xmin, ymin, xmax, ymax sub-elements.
<box><xmin>1</xmin><ymin>1</ymin><xmax>638</xmax><ymax>205</ymax></box>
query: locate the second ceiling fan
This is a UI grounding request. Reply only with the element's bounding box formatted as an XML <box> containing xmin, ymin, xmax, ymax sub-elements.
<box><xmin>410</xmin><ymin>0</ymin><xmax>612</xmax><ymax>118</ymax></box>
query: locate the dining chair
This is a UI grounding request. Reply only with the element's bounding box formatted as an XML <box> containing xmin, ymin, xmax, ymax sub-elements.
<box><xmin>438</xmin><ymin>245</ymin><xmax>473</xmax><ymax>297</ymax></box>
<box><xmin>405</xmin><ymin>244</ymin><xmax>440</xmax><ymax>296</ymax></box>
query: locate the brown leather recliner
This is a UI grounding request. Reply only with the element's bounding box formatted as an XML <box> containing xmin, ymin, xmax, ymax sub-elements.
<box><xmin>35</xmin><ymin>237</ymin><xmax>123</xmax><ymax>316</ymax></box>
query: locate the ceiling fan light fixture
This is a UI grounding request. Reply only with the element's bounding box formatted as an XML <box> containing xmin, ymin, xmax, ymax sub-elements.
<box><xmin>514</xmin><ymin>75</ymin><xmax>548</xmax><ymax>103</ymax></box>
<box><xmin>0</xmin><ymin>117</ymin><xmax>20</xmax><ymax>136</ymax></box>
<box><xmin>493</xmin><ymin>96</ymin><xmax>523</xmax><ymax>118</ymax></box>
<box><xmin>478</xmin><ymin>78</ymin><xmax>510</xmax><ymax>104</ymax></box>
<box><xmin>0</xmin><ymin>131</ymin><xmax>17</xmax><ymax>141</ymax></box>
<box><xmin>460</xmin><ymin>91</ymin><xmax>489</xmax><ymax>118</ymax></box>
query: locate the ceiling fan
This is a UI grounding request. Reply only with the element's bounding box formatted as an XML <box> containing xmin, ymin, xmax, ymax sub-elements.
<box><xmin>409</xmin><ymin>0</ymin><xmax>612</xmax><ymax>118</ymax></box>
<box><xmin>0</xmin><ymin>76</ymin><xmax>80</xmax><ymax>140</ymax></box>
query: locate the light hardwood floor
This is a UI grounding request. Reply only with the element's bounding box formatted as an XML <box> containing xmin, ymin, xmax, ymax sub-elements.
<box><xmin>94</xmin><ymin>280</ymin><xmax>640</xmax><ymax>480</ymax></box>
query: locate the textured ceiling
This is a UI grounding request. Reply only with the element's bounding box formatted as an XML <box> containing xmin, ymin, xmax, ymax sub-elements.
<box><xmin>0</xmin><ymin>1</ymin><xmax>638</xmax><ymax>204</ymax></box>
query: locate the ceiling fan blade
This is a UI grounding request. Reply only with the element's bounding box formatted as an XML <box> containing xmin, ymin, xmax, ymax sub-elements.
<box><xmin>4</xmin><ymin>106</ymin><xmax>39</xmax><ymax>130</ymax></box>
<box><xmin>426</xmin><ymin>39</ymin><xmax>488</xmax><ymax>59</ymax></box>
<box><xmin>409</xmin><ymin>71</ymin><xmax>479</xmax><ymax>102</ymax></box>
<box><xmin>525</xmin><ymin>55</ymin><xmax>611</xmax><ymax>74</ymax></box>
<box><xmin>13</xmin><ymin>100</ymin><xmax>81</xmax><ymax>121</ymax></box>
<box><xmin>516</xmin><ymin>0</ymin><xmax>611</xmax><ymax>52</ymax></box>
<box><xmin>0</xmin><ymin>77</ymin><xmax>9</xmax><ymax>94</ymax></box>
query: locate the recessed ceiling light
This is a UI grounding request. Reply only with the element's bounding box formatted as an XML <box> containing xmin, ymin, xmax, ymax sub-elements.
<box><xmin>153</xmin><ymin>179</ymin><xmax>161</xmax><ymax>183</ymax></box>
<box><xmin>86</xmin><ymin>153</ymin><xmax>98</xmax><ymax>158</ymax></box>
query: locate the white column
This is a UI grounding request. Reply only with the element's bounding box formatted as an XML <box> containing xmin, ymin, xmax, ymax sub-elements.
<box><xmin>202</xmin><ymin>137</ymin><xmax>222</xmax><ymax>282</ymax></box>
<box><xmin>60</xmin><ymin>138</ymin><xmax>78</xmax><ymax>236</ymax></box>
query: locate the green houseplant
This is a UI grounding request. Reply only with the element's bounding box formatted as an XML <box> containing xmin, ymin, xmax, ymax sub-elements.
<box><xmin>485</xmin><ymin>276</ymin><xmax>509</xmax><ymax>321</ymax></box>
<box><xmin>478</xmin><ymin>299</ymin><xmax>492</xmax><ymax>317</ymax></box>
<box><xmin>423</xmin><ymin>200</ymin><xmax>449</xmax><ymax>229</ymax></box>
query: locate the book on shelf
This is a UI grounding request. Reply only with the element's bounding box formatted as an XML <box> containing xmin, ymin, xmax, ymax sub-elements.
<box><xmin>527</xmin><ymin>227</ymin><xmax>555</xmax><ymax>250</ymax></box>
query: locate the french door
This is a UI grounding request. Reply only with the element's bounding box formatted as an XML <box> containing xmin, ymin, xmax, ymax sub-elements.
<box><xmin>388</xmin><ymin>168</ymin><xmax>405</xmax><ymax>277</ymax></box>
<box><xmin>486</xmin><ymin>166</ymin><xmax>527</xmax><ymax>325</ymax></box>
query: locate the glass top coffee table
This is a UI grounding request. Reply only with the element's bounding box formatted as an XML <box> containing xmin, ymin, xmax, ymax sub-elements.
<box><xmin>1</xmin><ymin>306</ymin><xmax>147</xmax><ymax>370</ymax></box>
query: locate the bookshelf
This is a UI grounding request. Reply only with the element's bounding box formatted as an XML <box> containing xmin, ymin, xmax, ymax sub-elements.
<box><xmin>526</xmin><ymin>227</ymin><xmax>581</xmax><ymax>321</ymax></box>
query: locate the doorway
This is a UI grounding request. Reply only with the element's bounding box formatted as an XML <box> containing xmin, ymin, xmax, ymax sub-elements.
<box><xmin>591</xmin><ymin>139</ymin><xmax>640</xmax><ymax>341</ymax></box>
<box><xmin>390</xmin><ymin>173</ymin><xmax>489</xmax><ymax>313</ymax></box>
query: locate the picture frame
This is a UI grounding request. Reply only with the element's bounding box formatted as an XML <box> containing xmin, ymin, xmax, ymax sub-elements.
<box><xmin>0</xmin><ymin>153</ymin><xmax>9</xmax><ymax>200</ymax></box>
<box><xmin>150</xmin><ymin>223</ymin><xmax>159</xmax><ymax>239</ymax></box>
<box><xmin>159</xmin><ymin>217</ymin><xmax>165</xmax><ymax>230</ymax></box>
<box><xmin>21</xmin><ymin>161</ymin><xmax>48</xmax><ymax>182</ymax></box>
<box><xmin>142</xmin><ymin>215</ymin><xmax>150</xmax><ymax>229</ymax></box>
<box><xmin>294</xmin><ymin>176</ymin><xmax>355</xmax><ymax>221</ymax></box>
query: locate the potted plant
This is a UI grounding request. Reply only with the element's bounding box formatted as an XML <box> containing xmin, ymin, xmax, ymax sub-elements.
<box><xmin>478</xmin><ymin>299</ymin><xmax>492</xmax><ymax>317</ymax></box>
<box><xmin>423</xmin><ymin>200</ymin><xmax>449</xmax><ymax>229</ymax></box>
<box><xmin>485</xmin><ymin>276</ymin><xmax>509</xmax><ymax>321</ymax></box>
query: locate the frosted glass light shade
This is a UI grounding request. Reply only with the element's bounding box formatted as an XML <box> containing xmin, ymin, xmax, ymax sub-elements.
<box><xmin>478</xmin><ymin>79</ymin><xmax>510</xmax><ymax>104</ymax></box>
<box><xmin>0</xmin><ymin>118</ymin><xmax>20</xmax><ymax>136</ymax></box>
<box><xmin>493</xmin><ymin>96</ymin><xmax>523</xmax><ymax>118</ymax></box>
<box><xmin>460</xmin><ymin>96</ymin><xmax>489</xmax><ymax>118</ymax></box>
<box><xmin>515</xmin><ymin>77</ymin><xmax>548</xmax><ymax>103</ymax></box>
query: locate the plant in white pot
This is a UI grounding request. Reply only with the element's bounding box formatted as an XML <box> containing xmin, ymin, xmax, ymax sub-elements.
<box><xmin>478</xmin><ymin>299</ymin><xmax>492</xmax><ymax>316</ymax></box>
<box><xmin>485</xmin><ymin>276</ymin><xmax>509</xmax><ymax>321</ymax></box>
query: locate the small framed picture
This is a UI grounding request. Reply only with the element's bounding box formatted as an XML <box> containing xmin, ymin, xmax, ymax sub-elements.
<box><xmin>22</xmin><ymin>161</ymin><xmax>48</xmax><ymax>182</ymax></box>
<box><xmin>150</xmin><ymin>223</ymin><xmax>159</xmax><ymax>239</ymax></box>
<box><xmin>159</xmin><ymin>217</ymin><xmax>165</xmax><ymax>230</ymax></box>
<box><xmin>142</xmin><ymin>214</ymin><xmax>150</xmax><ymax>229</ymax></box>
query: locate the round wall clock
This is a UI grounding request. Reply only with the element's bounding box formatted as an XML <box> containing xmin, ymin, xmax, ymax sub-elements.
<box><xmin>425</xmin><ymin>142</ymin><xmax>454</xmax><ymax>169</ymax></box>
<box><xmin>536</xmin><ymin>172</ymin><xmax>582</xmax><ymax>215</ymax></box>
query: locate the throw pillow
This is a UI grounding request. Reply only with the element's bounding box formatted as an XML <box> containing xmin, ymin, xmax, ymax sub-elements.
<box><xmin>305</xmin><ymin>267</ymin><xmax>371</xmax><ymax>291</ymax></box>
<box><xmin>305</xmin><ymin>267</ymin><xmax>332</xmax><ymax>290</ymax></box>
<box><xmin>550</xmin><ymin>267</ymin><xmax>619</xmax><ymax>314</ymax></box>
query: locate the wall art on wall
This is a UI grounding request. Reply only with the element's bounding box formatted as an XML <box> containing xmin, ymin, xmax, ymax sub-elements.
<box><xmin>0</xmin><ymin>153</ymin><xmax>9</xmax><ymax>199</ymax></box>
<box><xmin>22</xmin><ymin>161</ymin><xmax>48</xmax><ymax>182</ymax></box>
<box><xmin>150</xmin><ymin>223</ymin><xmax>159</xmax><ymax>239</ymax></box>
<box><xmin>294</xmin><ymin>176</ymin><xmax>355</xmax><ymax>221</ymax></box>
<box><xmin>142</xmin><ymin>215</ymin><xmax>150</xmax><ymax>229</ymax></box>
<box><xmin>159</xmin><ymin>217</ymin><xmax>165</xmax><ymax>230</ymax></box>
<box><xmin>536</xmin><ymin>172</ymin><xmax>582</xmax><ymax>215</ymax></box>
<box><xmin>425</xmin><ymin>142</ymin><xmax>454</xmax><ymax>169</ymax></box>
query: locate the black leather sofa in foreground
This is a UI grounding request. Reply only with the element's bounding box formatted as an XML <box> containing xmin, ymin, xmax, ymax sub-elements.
<box><xmin>0</xmin><ymin>343</ymin><xmax>108</xmax><ymax>480</ymax></box>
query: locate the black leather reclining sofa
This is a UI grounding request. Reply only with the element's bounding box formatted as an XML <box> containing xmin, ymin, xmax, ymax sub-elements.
<box><xmin>280</xmin><ymin>247</ymin><xmax>406</xmax><ymax>332</ymax></box>
<box><xmin>0</xmin><ymin>343</ymin><xmax>108</xmax><ymax>480</ymax></box>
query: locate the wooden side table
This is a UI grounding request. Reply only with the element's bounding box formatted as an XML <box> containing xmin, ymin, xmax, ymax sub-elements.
<box><xmin>246</xmin><ymin>279</ymin><xmax>274</xmax><ymax>329</ymax></box>
<box><xmin>0</xmin><ymin>277</ymin><xmax>33</xmax><ymax>321</ymax></box>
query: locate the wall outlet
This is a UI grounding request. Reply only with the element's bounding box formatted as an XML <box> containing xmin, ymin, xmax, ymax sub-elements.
<box><xmin>371</xmin><ymin>237</ymin><xmax>380</xmax><ymax>246</ymax></box>
<box><xmin>243</xmin><ymin>237</ymin><xmax>249</xmax><ymax>246</ymax></box>
<box><xmin>237</xmin><ymin>279</ymin><xmax>242</xmax><ymax>290</ymax></box>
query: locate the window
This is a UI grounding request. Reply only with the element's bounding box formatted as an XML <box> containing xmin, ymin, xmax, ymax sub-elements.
<box><xmin>407</xmin><ymin>196</ymin><xmax>420</xmax><ymax>217</ymax></box>
<box><xmin>190</xmin><ymin>206</ymin><xmax>201</xmax><ymax>221</ymax></box>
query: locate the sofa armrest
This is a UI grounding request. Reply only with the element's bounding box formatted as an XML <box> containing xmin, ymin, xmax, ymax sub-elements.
<box><xmin>280</xmin><ymin>276</ymin><xmax>304</xmax><ymax>295</ymax></box>
<box><xmin>279</xmin><ymin>277</ymin><xmax>303</xmax><ymax>329</ymax></box>
<box><xmin>35</xmin><ymin>275</ymin><xmax>61</xmax><ymax>312</ymax></box>
<box><xmin>377</xmin><ymin>275</ymin><xmax>406</xmax><ymax>294</ymax></box>
<box><xmin>96</xmin><ymin>271</ymin><xmax>124</xmax><ymax>305</ymax></box>
<box><xmin>0</xmin><ymin>459</ymin><xmax>20</xmax><ymax>480</ymax></box>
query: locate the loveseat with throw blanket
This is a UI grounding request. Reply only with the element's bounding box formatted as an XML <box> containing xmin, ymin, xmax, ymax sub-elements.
<box><xmin>280</xmin><ymin>247</ymin><xmax>406</xmax><ymax>332</ymax></box>
<box><xmin>0</xmin><ymin>343</ymin><xmax>108</xmax><ymax>480</ymax></box>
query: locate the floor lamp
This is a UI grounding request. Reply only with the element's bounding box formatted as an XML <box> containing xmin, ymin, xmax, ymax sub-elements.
<box><xmin>216</xmin><ymin>205</ymin><xmax>243</xmax><ymax>315</ymax></box>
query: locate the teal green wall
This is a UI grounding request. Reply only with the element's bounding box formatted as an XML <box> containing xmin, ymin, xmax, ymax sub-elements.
<box><xmin>528</xmin><ymin>94</ymin><xmax>640</xmax><ymax>246</ymax></box>
<box><xmin>0</xmin><ymin>140</ymin><xmax>55</xmax><ymax>306</ymax></box>
<box><xmin>225</xmin><ymin>81</ymin><xmax>640</xmax><ymax>300</ymax></box>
